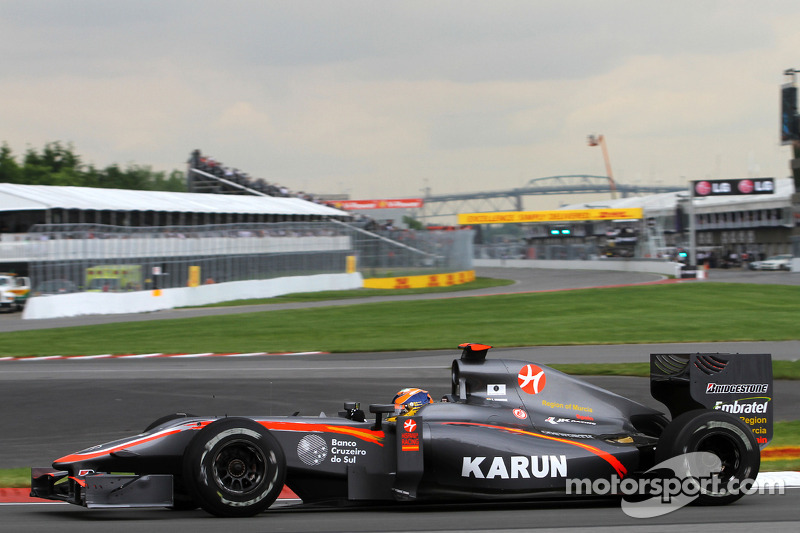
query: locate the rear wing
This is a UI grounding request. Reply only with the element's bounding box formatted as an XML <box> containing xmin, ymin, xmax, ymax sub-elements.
<box><xmin>650</xmin><ymin>353</ymin><xmax>773</xmax><ymax>447</ymax></box>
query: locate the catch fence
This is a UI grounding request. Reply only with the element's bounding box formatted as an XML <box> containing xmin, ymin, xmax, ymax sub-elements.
<box><xmin>24</xmin><ymin>222</ymin><xmax>474</xmax><ymax>293</ymax></box>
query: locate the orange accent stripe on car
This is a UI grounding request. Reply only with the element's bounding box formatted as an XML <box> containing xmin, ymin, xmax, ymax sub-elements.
<box><xmin>442</xmin><ymin>422</ymin><xmax>628</xmax><ymax>478</ymax></box>
<box><xmin>259</xmin><ymin>421</ymin><xmax>385</xmax><ymax>446</ymax></box>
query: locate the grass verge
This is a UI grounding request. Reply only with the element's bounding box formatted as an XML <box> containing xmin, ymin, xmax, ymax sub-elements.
<box><xmin>2</xmin><ymin>283</ymin><xmax>799</xmax><ymax>357</ymax></box>
<box><xmin>190</xmin><ymin>277</ymin><xmax>515</xmax><ymax>307</ymax></box>
<box><xmin>1</xmin><ymin>468</ymin><xmax>31</xmax><ymax>488</ymax></box>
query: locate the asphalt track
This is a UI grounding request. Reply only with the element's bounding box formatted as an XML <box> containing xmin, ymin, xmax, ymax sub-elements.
<box><xmin>2</xmin><ymin>267</ymin><xmax>799</xmax><ymax>531</ymax></box>
<box><xmin>2</xmin><ymin>493</ymin><xmax>797</xmax><ymax>533</ymax></box>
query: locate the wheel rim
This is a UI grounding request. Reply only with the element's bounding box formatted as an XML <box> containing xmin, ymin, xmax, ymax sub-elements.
<box><xmin>211</xmin><ymin>439</ymin><xmax>268</xmax><ymax>495</ymax></box>
<box><xmin>696</xmin><ymin>432</ymin><xmax>741</xmax><ymax>483</ymax></box>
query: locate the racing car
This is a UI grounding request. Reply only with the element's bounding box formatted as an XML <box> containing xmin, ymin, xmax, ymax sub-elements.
<box><xmin>31</xmin><ymin>343</ymin><xmax>772</xmax><ymax>517</ymax></box>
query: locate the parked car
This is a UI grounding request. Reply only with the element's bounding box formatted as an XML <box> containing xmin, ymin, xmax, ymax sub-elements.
<box><xmin>755</xmin><ymin>254</ymin><xmax>792</xmax><ymax>271</ymax></box>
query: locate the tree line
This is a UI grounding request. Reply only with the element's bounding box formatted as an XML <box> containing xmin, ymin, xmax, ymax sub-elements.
<box><xmin>0</xmin><ymin>141</ymin><xmax>186</xmax><ymax>192</ymax></box>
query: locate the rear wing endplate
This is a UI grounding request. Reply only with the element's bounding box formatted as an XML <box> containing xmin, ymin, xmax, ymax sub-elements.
<box><xmin>650</xmin><ymin>353</ymin><xmax>773</xmax><ymax>447</ymax></box>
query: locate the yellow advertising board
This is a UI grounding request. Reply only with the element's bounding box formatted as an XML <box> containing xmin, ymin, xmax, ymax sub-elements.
<box><xmin>458</xmin><ymin>208</ymin><xmax>643</xmax><ymax>225</ymax></box>
<box><xmin>188</xmin><ymin>266</ymin><xmax>201</xmax><ymax>287</ymax></box>
<box><xmin>363</xmin><ymin>270</ymin><xmax>475</xmax><ymax>290</ymax></box>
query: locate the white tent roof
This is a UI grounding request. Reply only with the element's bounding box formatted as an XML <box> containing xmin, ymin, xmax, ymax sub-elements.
<box><xmin>0</xmin><ymin>183</ymin><xmax>348</xmax><ymax>217</ymax></box>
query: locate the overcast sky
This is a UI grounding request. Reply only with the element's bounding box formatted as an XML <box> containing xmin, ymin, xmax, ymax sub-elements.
<box><xmin>2</xmin><ymin>1</ymin><xmax>799</xmax><ymax>204</ymax></box>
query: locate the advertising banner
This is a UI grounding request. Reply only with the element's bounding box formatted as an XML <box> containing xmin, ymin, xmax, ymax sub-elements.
<box><xmin>327</xmin><ymin>198</ymin><xmax>424</xmax><ymax>210</ymax></box>
<box><xmin>691</xmin><ymin>178</ymin><xmax>775</xmax><ymax>197</ymax></box>
<box><xmin>363</xmin><ymin>270</ymin><xmax>475</xmax><ymax>289</ymax></box>
<box><xmin>457</xmin><ymin>208</ymin><xmax>643</xmax><ymax>225</ymax></box>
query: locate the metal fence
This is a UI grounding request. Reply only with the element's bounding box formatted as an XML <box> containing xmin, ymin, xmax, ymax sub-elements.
<box><xmin>475</xmin><ymin>242</ymin><xmax>600</xmax><ymax>261</ymax></box>
<box><xmin>25</xmin><ymin>222</ymin><xmax>474</xmax><ymax>294</ymax></box>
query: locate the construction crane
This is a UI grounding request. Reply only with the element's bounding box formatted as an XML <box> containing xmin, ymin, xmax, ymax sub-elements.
<box><xmin>587</xmin><ymin>134</ymin><xmax>618</xmax><ymax>199</ymax></box>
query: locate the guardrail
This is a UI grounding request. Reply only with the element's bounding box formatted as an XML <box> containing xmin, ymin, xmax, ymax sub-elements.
<box><xmin>474</xmin><ymin>258</ymin><xmax>682</xmax><ymax>277</ymax></box>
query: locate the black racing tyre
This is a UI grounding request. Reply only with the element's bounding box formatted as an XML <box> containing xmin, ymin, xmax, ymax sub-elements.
<box><xmin>655</xmin><ymin>409</ymin><xmax>760</xmax><ymax>506</ymax></box>
<box><xmin>144</xmin><ymin>413</ymin><xmax>196</xmax><ymax>433</ymax></box>
<box><xmin>182</xmin><ymin>417</ymin><xmax>286</xmax><ymax>517</ymax></box>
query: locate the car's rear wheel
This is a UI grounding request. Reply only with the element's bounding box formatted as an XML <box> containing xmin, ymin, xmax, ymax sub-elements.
<box><xmin>182</xmin><ymin>417</ymin><xmax>286</xmax><ymax>517</ymax></box>
<box><xmin>655</xmin><ymin>409</ymin><xmax>759</xmax><ymax>505</ymax></box>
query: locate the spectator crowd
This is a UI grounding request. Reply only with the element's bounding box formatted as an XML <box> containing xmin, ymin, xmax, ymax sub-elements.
<box><xmin>190</xmin><ymin>149</ymin><xmax>327</xmax><ymax>205</ymax></box>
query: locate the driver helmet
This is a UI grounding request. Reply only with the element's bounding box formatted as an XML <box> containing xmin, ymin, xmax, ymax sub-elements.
<box><xmin>393</xmin><ymin>388</ymin><xmax>433</xmax><ymax>412</ymax></box>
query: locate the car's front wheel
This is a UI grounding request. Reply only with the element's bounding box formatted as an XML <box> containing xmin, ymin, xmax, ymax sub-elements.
<box><xmin>182</xmin><ymin>417</ymin><xmax>286</xmax><ymax>517</ymax></box>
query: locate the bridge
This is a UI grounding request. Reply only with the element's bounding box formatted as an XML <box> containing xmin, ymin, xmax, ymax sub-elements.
<box><xmin>416</xmin><ymin>175</ymin><xmax>684</xmax><ymax>219</ymax></box>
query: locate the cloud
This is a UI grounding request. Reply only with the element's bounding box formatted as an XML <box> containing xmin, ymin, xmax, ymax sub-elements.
<box><xmin>1</xmin><ymin>1</ymin><xmax>799</xmax><ymax>201</ymax></box>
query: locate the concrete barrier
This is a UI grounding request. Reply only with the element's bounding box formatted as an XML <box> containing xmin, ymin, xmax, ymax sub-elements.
<box><xmin>22</xmin><ymin>272</ymin><xmax>364</xmax><ymax>320</ymax></box>
<box><xmin>474</xmin><ymin>258</ymin><xmax>682</xmax><ymax>277</ymax></box>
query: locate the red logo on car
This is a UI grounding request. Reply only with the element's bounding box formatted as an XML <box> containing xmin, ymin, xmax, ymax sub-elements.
<box><xmin>518</xmin><ymin>364</ymin><xmax>546</xmax><ymax>394</ymax></box>
<box><xmin>404</xmin><ymin>419</ymin><xmax>417</xmax><ymax>432</ymax></box>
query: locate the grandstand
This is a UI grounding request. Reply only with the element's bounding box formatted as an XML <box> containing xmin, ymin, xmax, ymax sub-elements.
<box><xmin>0</xmin><ymin>181</ymin><xmax>350</xmax><ymax>274</ymax></box>
<box><xmin>0</xmin><ymin>151</ymin><xmax>477</xmax><ymax>318</ymax></box>
<box><xmin>186</xmin><ymin>149</ymin><xmax>329</xmax><ymax>205</ymax></box>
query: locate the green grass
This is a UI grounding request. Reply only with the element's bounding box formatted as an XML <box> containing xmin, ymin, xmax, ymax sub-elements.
<box><xmin>552</xmin><ymin>363</ymin><xmax>652</xmax><ymax>377</ymax></box>
<box><xmin>190</xmin><ymin>277</ymin><xmax>515</xmax><ymax>308</ymax></box>
<box><xmin>761</xmin><ymin>458</ymin><xmax>800</xmax><ymax>471</ymax></box>
<box><xmin>1</xmin><ymin>468</ymin><xmax>30</xmax><ymax>488</ymax></box>
<box><xmin>768</xmin><ymin>420</ymin><xmax>800</xmax><ymax>448</ymax></box>
<box><xmin>2</xmin><ymin>283</ymin><xmax>799</xmax><ymax>357</ymax></box>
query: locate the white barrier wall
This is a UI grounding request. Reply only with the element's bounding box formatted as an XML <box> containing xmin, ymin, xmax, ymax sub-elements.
<box><xmin>474</xmin><ymin>258</ymin><xmax>683</xmax><ymax>277</ymax></box>
<box><xmin>22</xmin><ymin>272</ymin><xmax>364</xmax><ymax>320</ymax></box>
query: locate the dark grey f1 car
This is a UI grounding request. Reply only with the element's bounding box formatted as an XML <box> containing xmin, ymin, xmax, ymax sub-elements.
<box><xmin>31</xmin><ymin>343</ymin><xmax>773</xmax><ymax>517</ymax></box>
